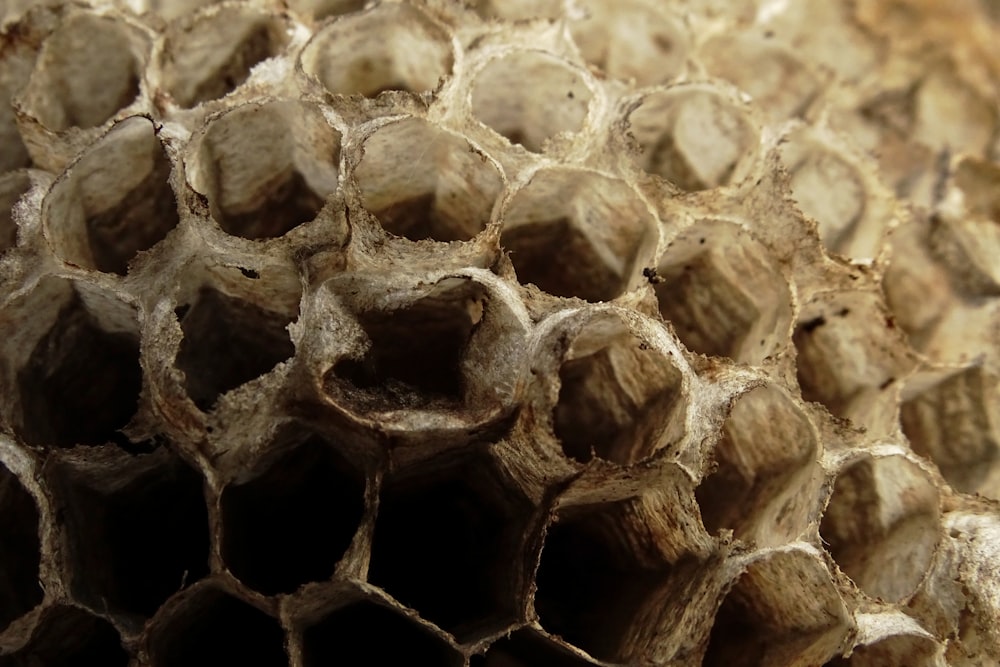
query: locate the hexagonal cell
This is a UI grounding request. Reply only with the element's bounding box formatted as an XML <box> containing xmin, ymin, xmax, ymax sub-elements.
<box><xmin>568</xmin><ymin>0</ymin><xmax>689</xmax><ymax>86</ymax></box>
<box><xmin>654</xmin><ymin>220</ymin><xmax>793</xmax><ymax>363</ymax></box>
<box><xmin>160</xmin><ymin>6</ymin><xmax>290</xmax><ymax>109</ymax></box>
<box><xmin>901</xmin><ymin>366</ymin><xmax>999</xmax><ymax>496</ymax></box>
<box><xmin>553</xmin><ymin>316</ymin><xmax>686</xmax><ymax>465</ymax></box>
<box><xmin>500</xmin><ymin>169</ymin><xmax>657</xmax><ymax>302</ymax></box>
<box><xmin>4</xmin><ymin>279</ymin><xmax>142</xmax><ymax>448</ymax></box>
<box><xmin>175</xmin><ymin>285</ymin><xmax>297</xmax><ymax>411</ymax></box>
<box><xmin>188</xmin><ymin>100</ymin><xmax>340</xmax><ymax>240</ymax></box>
<box><xmin>327</xmin><ymin>279</ymin><xmax>487</xmax><ymax>412</ymax></box>
<box><xmin>819</xmin><ymin>455</ymin><xmax>940</xmax><ymax>602</ymax></box>
<box><xmin>42</xmin><ymin>117</ymin><xmax>178</xmax><ymax>275</ymax></box>
<box><xmin>471</xmin><ymin>51</ymin><xmax>592</xmax><ymax>152</ymax></box>
<box><xmin>793</xmin><ymin>291</ymin><xmax>915</xmax><ymax>431</ymax></box>
<box><xmin>147</xmin><ymin>586</ymin><xmax>287</xmax><ymax>667</ymax></box>
<box><xmin>696</xmin><ymin>385</ymin><xmax>819</xmax><ymax>546</ymax></box>
<box><xmin>702</xmin><ymin>550</ymin><xmax>850</xmax><ymax>666</ymax></box>
<box><xmin>285</xmin><ymin>0</ymin><xmax>365</xmax><ymax>21</ymax></box>
<box><xmin>0</xmin><ymin>460</ymin><xmax>43</xmax><ymax>633</ymax></box>
<box><xmin>368</xmin><ymin>453</ymin><xmax>534</xmax><ymax>640</ymax></box>
<box><xmin>2</xmin><ymin>606</ymin><xmax>128</xmax><ymax>667</ymax></box>
<box><xmin>0</xmin><ymin>170</ymin><xmax>32</xmax><ymax>253</ymax></box>
<box><xmin>299</xmin><ymin>4</ymin><xmax>454</xmax><ymax>97</ymax></box>
<box><xmin>627</xmin><ymin>86</ymin><xmax>758</xmax><ymax>191</ymax></box>
<box><xmin>16</xmin><ymin>12</ymin><xmax>144</xmax><ymax>131</ymax></box>
<box><xmin>471</xmin><ymin>629</ymin><xmax>600</xmax><ymax>667</ymax></box>
<box><xmin>354</xmin><ymin>117</ymin><xmax>503</xmax><ymax>242</ymax></box>
<box><xmin>302</xmin><ymin>600</ymin><xmax>461</xmax><ymax>667</ymax></box>
<box><xmin>534</xmin><ymin>499</ymin><xmax>678</xmax><ymax>662</ymax></box>
<box><xmin>700</xmin><ymin>34</ymin><xmax>819</xmax><ymax>121</ymax></box>
<box><xmin>912</xmin><ymin>66</ymin><xmax>997</xmax><ymax>157</ymax></box>
<box><xmin>48</xmin><ymin>446</ymin><xmax>209</xmax><ymax>621</ymax></box>
<box><xmin>221</xmin><ymin>434</ymin><xmax>365</xmax><ymax>596</ymax></box>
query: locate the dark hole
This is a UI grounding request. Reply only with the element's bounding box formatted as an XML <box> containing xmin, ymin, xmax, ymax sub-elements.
<box><xmin>373</xmin><ymin>192</ymin><xmax>470</xmax><ymax>242</ymax></box>
<box><xmin>330</xmin><ymin>289</ymin><xmax>482</xmax><ymax>409</ymax></box>
<box><xmin>150</xmin><ymin>589</ymin><xmax>286</xmax><ymax>667</ymax></box>
<box><xmin>1</xmin><ymin>606</ymin><xmax>128</xmax><ymax>667</ymax></box>
<box><xmin>239</xmin><ymin>267</ymin><xmax>260</xmax><ymax>279</ymax></box>
<box><xmin>0</xmin><ymin>464</ymin><xmax>43</xmax><ymax>632</ymax></box>
<box><xmin>176</xmin><ymin>287</ymin><xmax>296</xmax><ymax>411</ymax></box>
<box><xmin>502</xmin><ymin>218</ymin><xmax>623</xmax><ymax>302</ymax></box>
<box><xmin>16</xmin><ymin>292</ymin><xmax>141</xmax><ymax>448</ymax></box>
<box><xmin>702</xmin><ymin>592</ymin><xmax>769</xmax><ymax>667</ymax></box>
<box><xmin>534</xmin><ymin>508</ymin><xmax>669</xmax><ymax>661</ymax></box>
<box><xmin>368</xmin><ymin>459</ymin><xmax>529</xmax><ymax>640</ymax></box>
<box><xmin>221</xmin><ymin>437</ymin><xmax>365</xmax><ymax>595</ymax></box>
<box><xmin>216</xmin><ymin>170</ymin><xmax>326</xmax><ymax>240</ymax></box>
<box><xmin>471</xmin><ymin>629</ymin><xmax>598</xmax><ymax>667</ymax></box>
<box><xmin>85</xmin><ymin>142</ymin><xmax>179</xmax><ymax>275</ymax></box>
<box><xmin>184</xmin><ymin>22</ymin><xmax>281</xmax><ymax>108</ymax></box>
<box><xmin>801</xmin><ymin>315</ymin><xmax>826</xmax><ymax>333</ymax></box>
<box><xmin>58</xmin><ymin>450</ymin><xmax>210</xmax><ymax>619</ymax></box>
<box><xmin>302</xmin><ymin>601</ymin><xmax>459</xmax><ymax>667</ymax></box>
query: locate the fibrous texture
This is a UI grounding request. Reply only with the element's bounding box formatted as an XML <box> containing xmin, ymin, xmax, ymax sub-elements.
<box><xmin>1</xmin><ymin>1</ymin><xmax>1000</xmax><ymax>665</ymax></box>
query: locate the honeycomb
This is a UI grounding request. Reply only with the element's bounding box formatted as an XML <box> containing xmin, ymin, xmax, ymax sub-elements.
<box><xmin>1</xmin><ymin>0</ymin><xmax>999</xmax><ymax>665</ymax></box>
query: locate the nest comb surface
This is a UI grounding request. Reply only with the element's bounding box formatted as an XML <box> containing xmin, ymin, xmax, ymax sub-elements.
<box><xmin>1</xmin><ymin>0</ymin><xmax>1000</xmax><ymax>665</ymax></box>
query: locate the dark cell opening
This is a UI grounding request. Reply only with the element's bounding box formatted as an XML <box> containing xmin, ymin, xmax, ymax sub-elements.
<box><xmin>1</xmin><ymin>606</ymin><xmax>128</xmax><ymax>667</ymax></box>
<box><xmin>84</xmin><ymin>137</ymin><xmax>179</xmax><ymax>275</ymax></box>
<box><xmin>16</xmin><ymin>292</ymin><xmax>141</xmax><ymax>448</ymax></box>
<box><xmin>701</xmin><ymin>593</ymin><xmax>769</xmax><ymax>667</ymax></box>
<box><xmin>471</xmin><ymin>629</ymin><xmax>599</xmax><ymax>667</ymax></box>
<box><xmin>216</xmin><ymin>170</ymin><xmax>326</xmax><ymax>240</ymax></box>
<box><xmin>0</xmin><ymin>463</ymin><xmax>43</xmax><ymax>632</ymax></box>
<box><xmin>302</xmin><ymin>601</ymin><xmax>459</xmax><ymax>667</ymax></box>
<box><xmin>175</xmin><ymin>287</ymin><xmax>296</xmax><ymax>411</ymax></box>
<box><xmin>330</xmin><ymin>285</ymin><xmax>484</xmax><ymax>410</ymax></box>
<box><xmin>502</xmin><ymin>218</ymin><xmax>623</xmax><ymax>302</ymax></box>
<box><xmin>148</xmin><ymin>588</ymin><xmax>287</xmax><ymax>667</ymax></box>
<box><xmin>55</xmin><ymin>448</ymin><xmax>210</xmax><ymax>619</ymax></box>
<box><xmin>368</xmin><ymin>457</ymin><xmax>532</xmax><ymax>641</ymax></box>
<box><xmin>221</xmin><ymin>437</ymin><xmax>365</xmax><ymax>595</ymax></box>
<box><xmin>534</xmin><ymin>505</ymin><xmax>671</xmax><ymax>661</ymax></box>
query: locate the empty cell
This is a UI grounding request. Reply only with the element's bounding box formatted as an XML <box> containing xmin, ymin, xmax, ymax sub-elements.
<box><xmin>569</xmin><ymin>0</ymin><xmax>689</xmax><ymax>86</ymax></box>
<box><xmin>534</xmin><ymin>500</ymin><xmax>675</xmax><ymax>662</ymax></box>
<box><xmin>553</xmin><ymin>316</ymin><xmax>685</xmax><ymax>465</ymax></box>
<box><xmin>302</xmin><ymin>600</ymin><xmax>460</xmax><ymax>666</ymax></box>
<box><xmin>471</xmin><ymin>629</ymin><xmax>599</xmax><ymax>667</ymax></box>
<box><xmin>628</xmin><ymin>87</ymin><xmax>758</xmax><ymax>191</ymax></box>
<box><xmin>819</xmin><ymin>456</ymin><xmax>940</xmax><ymax>602</ymax></box>
<box><xmin>500</xmin><ymin>169</ymin><xmax>657</xmax><ymax>302</ymax></box>
<box><xmin>221</xmin><ymin>436</ymin><xmax>365</xmax><ymax>596</ymax></box>
<box><xmin>51</xmin><ymin>446</ymin><xmax>209</xmax><ymax>620</ymax></box>
<box><xmin>355</xmin><ymin>118</ymin><xmax>502</xmax><ymax>242</ymax></box>
<box><xmin>43</xmin><ymin>116</ymin><xmax>179</xmax><ymax>275</ymax></box>
<box><xmin>300</xmin><ymin>4</ymin><xmax>454</xmax><ymax>97</ymax></box>
<box><xmin>654</xmin><ymin>220</ymin><xmax>793</xmax><ymax>363</ymax></box>
<box><xmin>286</xmin><ymin>0</ymin><xmax>367</xmax><ymax>21</ymax></box>
<box><xmin>0</xmin><ymin>461</ymin><xmax>42</xmax><ymax>633</ymax></box>
<box><xmin>329</xmin><ymin>280</ymin><xmax>486</xmax><ymax>411</ymax></box>
<box><xmin>160</xmin><ymin>7</ymin><xmax>290</xmax><ymax>108</ymax></box>
<box><xmin>696</xmin><ymin>385</ymin><xmax>818</xmax><ymax>546</ymax></box>
<box><xmin>471</xmin><ymin>51</ymin><xmax>592</xmax><ymax>152</ymax></box>
<box><xmin>14</xmin><ymin>283</ymin><xmax>142</xmax><ymax>448</ymax></box>
<box><xmin>175</xmin><ymin>286</ymin><xmax>296</xmax><ymax>411</ymax></box>
<box><xmin>0</xmin><ymin>171</ymin><xmax>32</xmax><ymax>253</ymax></box>
<box><xmin>18</xmin><ymin>12</ymin><xmax>144</xmax><ymax>131</ymax></box>
<box><xmin>147</xmin><ymin>587</ymin><xmax>287</xmax><ymax>667</ymax></box>
<box><xmin>190</xmin><ymin>101</ymin><xmax>340</xmax><ymax>240</ymax></box>
<box><xmin>702</xmin><ymin>551</ymin><xmax>850</xmax><ymax>667</ymax></box>
<box><xmin>901</xmin><ymin>367</ymin><xmax>1000</xmax><ymax>495</ymax></box>
<box><xmin>368</xmin><ymin>455</ymin><xmax>533</xmax><ymax>640</ymax></box>
<box><xmin>826</xmin><ymin>634</ymin><xmax>941</xmax><ymax>667</ymax></box>
<box><xmin>794</xmin><ymin>292</ymin><xmax>914</xmax><ymax>429</ymax></box>
<box><xmin>1</xmin><ymin>606</ymin><xmax>128</xmax><ymax>667</ymax></box>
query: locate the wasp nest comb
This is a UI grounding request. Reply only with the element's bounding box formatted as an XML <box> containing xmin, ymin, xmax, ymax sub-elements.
<box><xmin>1</xmin><ymin>0</ymin><xmax>1000</xmax><ymax>665</ymax></box>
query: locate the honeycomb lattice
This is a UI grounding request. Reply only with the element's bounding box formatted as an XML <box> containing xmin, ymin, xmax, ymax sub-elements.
<box><xmin>1</xmin><ymin>1</ymin><xmax>1000</xmax><ymax>665</ymax></box>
